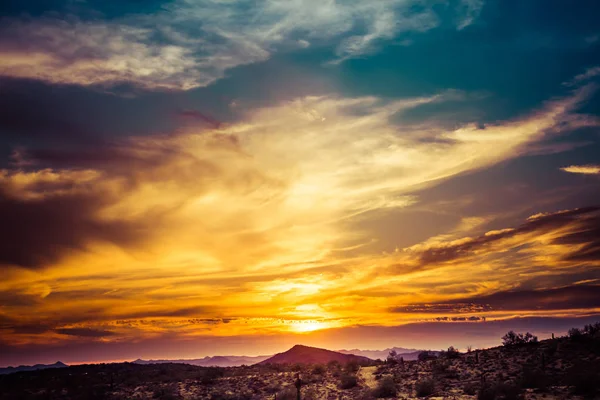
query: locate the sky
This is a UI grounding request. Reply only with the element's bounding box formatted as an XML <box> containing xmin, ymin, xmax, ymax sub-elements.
<box><xmin>1</xmin><ymin>0</ymin><xmax>600</xmax><ymax>367</ymax></box>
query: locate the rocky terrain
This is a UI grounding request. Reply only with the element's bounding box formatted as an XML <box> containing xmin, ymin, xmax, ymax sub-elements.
<box><xmin>1</xmin><ymin>326</ymin><xmax>598</xmax><ymax>400</ymax></box>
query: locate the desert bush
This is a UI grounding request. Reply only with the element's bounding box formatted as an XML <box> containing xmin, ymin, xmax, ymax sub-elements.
<box><xmin>311</xmin><ymin>364</ymin><xmax>326</xmax><ymax>375</ymax></box>
<box><xmin>372</xmin><ymin>376</ymin><xmax>396</xmax><ymax>398</ymax></box>
<box><xmin>417</xmin><ymin>351</ymin><xmax>437</xmax><ymax>362</ymax></box>
<box><xmin>291</xmin><ymin>363</ymin><xmax>304</xmax><ymax>372</ymax></box>
<box><xmin>445</xmin><ymin>346</ymin><xmax>461</xmax><ymax>359</ymax></box>
<box><xmin>502</xmin><ymin>331</ymin><xmax>538</xmax><ymax>346</ymax></box>
<box><xmin>345</xmin><ymin>360</ymin><xmax>360</xmax><ymax>373</ymax></box>
<box><xmin>339</xmin><ymin>373</ymin><xmax>358</xmax><ymax>389</ymax></box>
<box><xmin>569</xmin><ymin>327</ymin><xmax>584</xmax><ymax>340</ymax></box>
<box><xmin>415</xmin><ymin>378</ymin><xmax>435</xmax><ymax>397</ymax></box>
<box><xmin>583</xmin><ymin>322</ymin><xmax>600</xmax><ymax>336</ymax></box>
<box><xmin>432</xmin><ymin>359</ymin><xmax>450</xmax><ymax>375</ymax></box>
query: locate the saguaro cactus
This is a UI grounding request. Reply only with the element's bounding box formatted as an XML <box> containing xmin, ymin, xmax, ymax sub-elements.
<box><xmin>295</xmin><ymin>373</ymin><xmax>303</xmax><ymax>400</ymax></box>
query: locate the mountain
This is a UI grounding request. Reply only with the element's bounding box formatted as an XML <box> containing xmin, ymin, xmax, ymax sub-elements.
<box><xmin>338</xmin><ymin>347</ymin><xmax>420</xmax><ymax>360</ymax></box>
<box><xmin>259</xmin><ymin>344</ymin><xmax>372</xmax><ymax>365</ymax></box>
<box><xmin>132</xmin><ymin>355</ymin><xmax>270</xmax><ymax>367</ymax></box>
<box><xmin>0</xmin><ymin>361</ymin><xmax>68</xmax><ymax>375</ymax></box>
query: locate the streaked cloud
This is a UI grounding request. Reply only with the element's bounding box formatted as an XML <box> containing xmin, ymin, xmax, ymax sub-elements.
<box><xmin>561</xmin><ymin>164</ymin><xmax>600</xmax><ymax>174</ymax></box>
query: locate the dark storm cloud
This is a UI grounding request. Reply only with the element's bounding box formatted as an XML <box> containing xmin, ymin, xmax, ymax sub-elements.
<box><xmin>418</xmin><ymin>207</ymin><xmax>600</xmax><ymax>266</ymax></box>
<box><xmin>393</xmin><ymin>285</ymin><xmax>600</xmax><ymax>313</ymax></box>
<box><xmin>0</xmin><ymin>187</ymin><xmax>144</xmax><ymax>269</ymax></box>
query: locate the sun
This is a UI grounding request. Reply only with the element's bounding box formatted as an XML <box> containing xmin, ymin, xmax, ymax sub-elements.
<box><xmin>291</xmin><ymin>320</ymin><xmax>328</xmax><ymax>333</ymax></box>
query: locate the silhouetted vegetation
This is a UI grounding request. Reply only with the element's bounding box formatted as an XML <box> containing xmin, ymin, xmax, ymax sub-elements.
<box><xmin>417</xmin><ymin>350</ymin><xmax>437</xmax><ymax>361</ymax></box>
<box><xmin>339</xmin><ymin>372</ymin><xmax>358</xmax><ymax>389</ymax></box>
<box><xmin>371</xmin><ymin>375</ymin><xmax>396</xmax><ymax>398</ymax></box>
<box><xmin>415</xmin><ymin>378</ymin><xmax>435</xmax><ymax>397</ymax></box>
<box><xmin>501</xmin><ymin>330</ymin><xmax>538</xmax><ymax>346</ymax></box>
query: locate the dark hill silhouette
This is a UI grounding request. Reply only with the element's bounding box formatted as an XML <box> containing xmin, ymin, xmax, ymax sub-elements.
<box><xmin>0</xmin><ymin>361</ymin><xmax>68</xmax><ymax>375</ymax></box>
<box><xmin>259</xmin><ymin>344</ymin><xmax>372</xmax><ymax>365</ymax></box>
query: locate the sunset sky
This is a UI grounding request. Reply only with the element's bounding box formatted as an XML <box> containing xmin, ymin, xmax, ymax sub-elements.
<box><xmin>1</xmin><ymin>0</ymin><xmax>600</xmax><ymax>367</ymax></box>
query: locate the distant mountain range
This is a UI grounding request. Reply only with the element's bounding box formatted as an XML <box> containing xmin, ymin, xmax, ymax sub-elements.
<box><xmin>2</xmin><ymin>345</ymin><xmax>434</xmax><ymax>373</ymax></box>
<box><xmin>132</xmin><ymin>355</ymin><xmax>270</xmax><ymax>367</ymax></box>
<box><xmin>0</xmin><ymin>361</ymin><xmax>68</xmax><ymax>375</ymax></box>
<box><xmin>338</xmin><ymin>347</ymin><xmax>420</xmax><ymax>360</ymax></box>
<box><xmin>258</xmin><ymin>344</ymin><xmax>372</xmax><ymax>365</ymax></box>
<box><xmin>132</xmin><ymin>346</ymin><xmax>432</xmax><ymax>367</ymax></box>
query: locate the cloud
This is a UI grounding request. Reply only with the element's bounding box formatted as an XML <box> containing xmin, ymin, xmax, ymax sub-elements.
<box><xmin>55</xmin><ymin>328</ymin><xmax>116</xmax><ymax>338</ymax></box>
<box><xmin>411</xmin><ymin>207</ymin><xmax>600</xmax><ymax>266</ymax></box>
<box><xmin>565</xmin><ymin>66</ymin><xmax>600</xmax><ymax>86</ymax></box>
<box><xmin>394</xmin><ymin>285</ymin><xmax>600</xmax><ymax>313</ymax></box>
<box><xmin>457</xmin><ymin>0</ymin><xmax>484</xmax><ymax>30</ymax></box>
<box><xmin>561</xmin><ymin>164</ymin><xmax>600</xmax><ymax>174</ymax></box>
<box><xmin>0</xmin><ymin>0</ymin><xmax>478</xmax><ymax>90</ymax></box>
<box><xmin>0</xmin><ymin>169</ymin><xmax>148</xmax><ymax>268</ymax></box>
<box><xmin>0</xmin><ymin>85</ymin><xmax>597</xmax><ymax>349</ymax></box>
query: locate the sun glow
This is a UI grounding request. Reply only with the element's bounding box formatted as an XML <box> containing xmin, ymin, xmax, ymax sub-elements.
<box><xmin>291</xmin><ymin>320</ymin><xmax>329</xmax><ymax>333</ymax></box>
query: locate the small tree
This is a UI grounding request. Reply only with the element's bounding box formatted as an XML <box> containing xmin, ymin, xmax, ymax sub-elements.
<box><xmin>446</xmin><ymin>346</ymin><xmax>460</xmax><ymax>359</ymax></box>
<box><xmin>502</xmin><ymin>331</ymin><xmax>538</xmax><ymax>346</ymax></box>
<box><xmin>386</xmin><ymin>349</ymin><xmax>398</xmax><ymax>364</ymax></box>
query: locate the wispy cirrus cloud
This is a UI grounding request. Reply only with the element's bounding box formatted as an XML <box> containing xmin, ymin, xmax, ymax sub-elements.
<box><xmin>0</xmin><ymin>0</ymin><xmax>478</xmax><ymax>90</ymax></box>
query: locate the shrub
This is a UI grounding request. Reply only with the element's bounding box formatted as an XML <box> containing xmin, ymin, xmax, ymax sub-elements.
<box><xmin>502</xmin><ymin>331</ymin><xmax>538</xmax><ymax>346</ymax></box>
<box><xmin>311</xmin><ymin>364</ymin><xmax>326</xmax><ymax>375</ymax></box>
<box><xmin>446</xmin><ymin>346</ymin><xmax>460</xmax><ymax>359</ymax></box>
<box><xmin>339</xmin><ymin>373</ymin><xmax>358</xmax><ymax>389</ymax></box>
<box><xmin>432</xmin><ymin>359</ymin><xmax>451</xmax><ymax>376</ymax></box>
<box><xmin>415</xmin><ymin>378</ymin><xmax>435</xmax><ymax>397</ymax></box>
<box><xmin>372</xmin><ymin>376</ymin><xmax>396</xmax><ymax>398</ymax></box>
<box><xmin>569</xmin><ymin>327</ymin><xmax>583</xmax><ymax>340</ymax></box>
<box><xmin>417</xmin><ymin>351</ymin><xmax>437</xmax><ymax>362</ymax></box>
<box><xmin>583</xmin><ymin>322</ymin><xmax>600</xmax><ymax>336</ymax></box>
<box><xmin>345</xmin><ymin>360</ymin><xmax>360</xmax><ymax>373</ymax></box>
